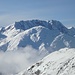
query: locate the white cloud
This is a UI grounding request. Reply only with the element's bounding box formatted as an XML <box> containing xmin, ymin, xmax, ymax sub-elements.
<box><xmin>0</xmin><ymin>46</ymin><xmax>48</xmax><ymax>75</ymax></box>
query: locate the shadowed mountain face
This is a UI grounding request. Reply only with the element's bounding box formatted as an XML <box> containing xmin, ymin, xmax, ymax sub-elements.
<box><xmin>0</xmin><ymin>19</ymin><xmax>75</xmax><ymax>52</ymax></box>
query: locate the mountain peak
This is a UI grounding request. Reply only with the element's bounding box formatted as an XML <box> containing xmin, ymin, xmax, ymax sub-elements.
<box><xmin>14</xmin><ymin>19</ymin><xmax>52</xmax><ymax>30</ymax></box>
<box><xmin>14</xmin><ymin>19</ymin><xmax>68</xmax><ymax>33</ymax></box>
<box><xmin>0</xmin><ymin>19</ymin><xmax>68</xmax><ymax>34</ymax></box>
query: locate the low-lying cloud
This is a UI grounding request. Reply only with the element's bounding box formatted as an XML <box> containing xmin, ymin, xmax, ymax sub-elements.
<box><xmin>0</xmin><ymin>46</ymin><xmax>48</xmax><ymax>75</ymax></box>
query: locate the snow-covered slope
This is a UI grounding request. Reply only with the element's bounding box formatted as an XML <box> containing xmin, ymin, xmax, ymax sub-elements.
<box><xmin>0</xmin><ymin>19</ymin><xmax>75</xmax><ymax>51</ymax></box>
<box><xmin>17</xmin><ymin>48</ymin><xmax>75</xmax><ymax>75</ymax></box>
<box><xmin>7</xmin><ymin>26</ymin><xmax>60</xmax><ymax>51</ymax></box>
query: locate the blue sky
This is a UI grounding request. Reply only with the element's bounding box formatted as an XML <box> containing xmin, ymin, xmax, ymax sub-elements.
<box><xmin>0</xmin><ymin>0</ymin><xmax>75</xmax><ymax>27</ymax></box>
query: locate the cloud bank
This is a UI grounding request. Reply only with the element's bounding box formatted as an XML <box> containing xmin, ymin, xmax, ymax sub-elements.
<box><xmin>0</xmin><ymin>46</ymin><xmax>48</xmax><ymax>75</ymax></box>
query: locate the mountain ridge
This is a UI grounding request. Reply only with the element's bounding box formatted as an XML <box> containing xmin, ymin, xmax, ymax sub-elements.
<box><xmin>0</xmin><ymin>19</ymin><xmax>75</xmax><ymax>52</ymax></box>
<box><xmin>16</xmin><ymin>48</ymin><xmax>75</xmax><ymax>75</ymax></box>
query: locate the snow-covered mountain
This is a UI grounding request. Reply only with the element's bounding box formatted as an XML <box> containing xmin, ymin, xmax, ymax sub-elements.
<box><xmin>0</xmin><ymin>19</ymin><xmax>75</xmax><ymax>75</ymax></box>
<box><xmin>17</xmin><ymin>48</ymin><xmax>75</xmax><ymax>75</ymax></box>
<box><xmin>0</xmin><ymin>19</ymin><xmax>75</xmax><ymax>52</ymax></box>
